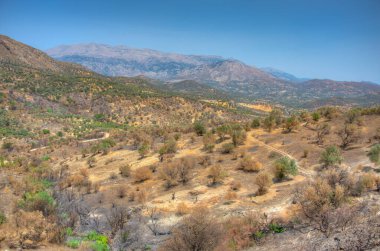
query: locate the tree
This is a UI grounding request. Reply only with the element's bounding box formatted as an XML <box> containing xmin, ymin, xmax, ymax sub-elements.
<box><xmin>312</xmin><ymin>112</ymin><xmax>320</xmax><ymax>122</ymax></box>
<box><xmin>315</xmin><ymin>123</ymin><xmax>330</xmax><ymax>145</ymax></box>
<box><xmin>159</xmin><ymin>208</ymin><xmax>223</xmax><ymax>251</ymax></box>
<box><xmin>193</xmin><ymin>121</ymin><xmax>206</xmax><ymax>136</ymax></box>
<box><xmin>203</xmin><ymin>131</ymin><xmax>216</xmax><ymax>153</ymax></box>
<box><xmin>159</xmin><ymin>138</ymin><xmax>177</xmax><ymax>156</ymax></box>
<box><xmin>231</xmin><ymin>128</ymin><xmax>246</xmax><ymax>146</ymax></box>
<box><xmin>216</xmin><ymin>124</ymin><xmax>230</xmax><ymax>141</ymax></box>
<box><xmin>320</xmin><ymin>146</ymin><xmax>343</xmax><ymax>168</ymax></box>
<box><xmin>274</xmin><ymin>156</ymin><xmax>298</xmax><ymax>181</ymax></box>
<box><xmin>177</xmin><ymin>157</ymin><xmax>195</xmax><ymax>184</ymax></box>
<box><xmin>239</xmin><ymin>156</ymin><xmax>262</xmax><ymax>172</ymax></box>
<box><xmin>368</xmin><ymin>144</ymin><xmax>380</xmax><ymax>166</ymax></box>
<box><xmin>263</xmin><ymin>116</ymin><xmax>276</xmax><ymax>132</ymax></box>
<box><xmin>345</xmin><ymin>109</ymin><xmax>361</xmax><ymax>124</ymax></box>
<box><xmin>208</xmin><ymin>165</ymin><xmax>225</xmax><ymax>185</ymax></box>
<box><xmin>251</xmin><ymin>118</ymin><xmax>261</xmax><ymax>129</ymax></box>
<box><xmin>283</xmin><ymin>114</ymin><xmax>299</xmax><ymax>133</ymax></box>
<box><xmin>338</xmin><ymin>124</ymin><xmax>359</xmax><ymax>149</ymax></box>
<box><xmin>255</xmin><ymin>172</ymin><xmax>272</xmax><ymax>195</ymax></box>
<box><xmin>134</xmin><ymin>166</ymin><xmax>153</xmax><ymax>182</ymax></box>
<box><xmin>160</xmin><ymin>163</ymin><xmax>179</xmax><ymax>188</ymax></box>
<box><xmin>138</xmin><ymin>142</ymin><xmax>150</xmax><ymax>158</ymax></box>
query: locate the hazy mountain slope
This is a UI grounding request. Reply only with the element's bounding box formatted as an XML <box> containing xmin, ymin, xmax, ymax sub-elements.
<box><xmin>161</xmin><ymin>80</ymin><xmax>231</xmax><ymax>100</ymax></box>
<box><xmin>46</xmin><ymin>43</ymin><xmax>380</xmax><ymax>108</ymax></box>
<box><xmin>47</xmin><ymin>44</ymin><xmax>224</xmax><ymax>79</ymax></box>
<box><xmin>261</xmin><ymin>67</ymin><xmax>307</xmax><ymax>82</ymax></box>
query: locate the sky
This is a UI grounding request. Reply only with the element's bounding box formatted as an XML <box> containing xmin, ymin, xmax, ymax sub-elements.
<box><xmin>1</xmin><ymin>0</ymin><xmax>380</xmax><ymax>83</ymax></box>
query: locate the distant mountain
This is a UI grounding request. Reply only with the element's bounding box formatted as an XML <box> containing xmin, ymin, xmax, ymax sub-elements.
<box><xmin>261</xmin><ymin>67</ymin><xmax>307</xmax><ymax>82</ymax></box>
<box><xmin>160</xmin><ymin>80</ymin><xmax>231</xmax><ymax>100</ymax></box>
<box><xmin>46</xmin><ymin>43</ymin><xmax>380</xmax><ymax>108</ymax></box>
<box><xmin>47</xmin><ymin>44</ymin><xmax>224</xmax><ymax>79</ymax></box>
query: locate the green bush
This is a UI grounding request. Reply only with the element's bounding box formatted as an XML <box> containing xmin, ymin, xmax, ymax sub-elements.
<box><xmin>251</xmin><ymin>118</ymin><xmax>260</xmax><ymax>128</ymax></box>
<box><xmin>269</xmin><ymin>222</ymin><xmax>285</xmax><ymax>233</ymax></box>
<box><xmin>86</xmin><ymin>231</ymin><xmax>109</xmax><ymax>251</ymax></box>
<box><xmin>0</xmin><ymin>211</ymin><xmax>6</xmax><ymax>225</ymax></box>
<box><xmin>221</xmin><ymin>143</ymin><xmax>234</xmax><ymax>154</ymax></box>
<box><xmin>274</xmin><ymin>157</ymin><xmax>298</xmax><ymax>181</ymax></box>
<box><xmin>159</xmin><ymin>138</ymin><xmax>177</xmax><ymax>156</ymax></box>
<box><xmin>66</xmin><ymin>239</ymin><xmax>81</xmax><ymax>249</ymax></box>
<box><xmin>193</xmin><ymin>121</ymin><xmax>206</xmax><ymax>136</ymax></box>
<box><xmin>20</xmin><ymin>190</ymin><xmax>55</xmax><ymax>215</ymax></box>
<box><xmin>368</xmin><ymin>144</ymin><xmax>380</xmax><ymax>166</ymax></box>
<box><xmin>42</xmin><ymin>129</ymin><xmax>50</xmax><ymax>134</ymax></box>
<box><xmin>312</xmin><ymin>112</ymin><xmax>320</xmax><ymax>122</ymax></box>
<box><xmin>320</xmin><ymin>146</ymin><xmax>343</xmax><ymax>167</ymax></box>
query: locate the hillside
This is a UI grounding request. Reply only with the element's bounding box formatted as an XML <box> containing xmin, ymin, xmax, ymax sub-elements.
<box><xmin>1</xmin><ymin>35</ymin><xmax>380</xmax><ymax>251</ymax></box>
<box><xmin>47</xmin><ymin>43</ymin><xmax>380</xmax><ymax>108</ymax></box>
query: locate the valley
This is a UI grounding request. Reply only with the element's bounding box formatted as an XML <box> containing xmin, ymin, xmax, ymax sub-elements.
<box><xmin>0</xmin><ymin>35</ymin><xmax>380</xmax><ymax>251</ymax></box>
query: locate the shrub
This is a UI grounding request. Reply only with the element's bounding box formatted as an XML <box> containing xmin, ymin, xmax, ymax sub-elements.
<box><xmin>239</xmin><ymin>156</ymin><xmax>262</xmax><ymax>172</ymax></box>
<box><xmin>134</xmin><ymin>166</ymin><xmax>152</xmax><ymax>182</ymax></box>
<box><xmin>338</xmin><ymin>124</ymin><xmax>359</xmax><ymax>149</ymax></box>
<box><xmin>232</xmin><ymin>129</ymin><xmax>246</xmax><ymax>146</ymax></box>
<box><xmin>42</xmin><ymin>129</ymin><xmax>50</xmax><ymax>134</ymax></box>
<box><xmin>159</xmin><ymin>138</ymin><xmax>177</xmax><ymax>156</ymax></box>
<box><xmin>20</xmin><ymin>190</ymin><xmax>55</xmax><ymax>216</ymax></box>
<box><xmin>251</xmin><ymin>118</ymin><xmax>261</xmax><ymax>128</ymax></box>
<box><xmin>66</xmin><ymin>238</ymin><xmax>81</xmax><ymax>248</ymax></box>
<box><xmin>230</xmin><ymin>180</ymin><xmax>242</xmax><ymax>191</ymax></box>
<box><xmin>159</xmin><ymin>208</ymin><xmax>222</xmax><ymax>251</ymax></box>
<box><xmin>193</xmin><ymin>121</ymin><xmax>206</xmax><ymax>136</ymax></box>
<box><xmin>160</xmin><ymin>163</ymin><xmax>178</xmax><ymax>188</ymax></box>
<box><xmin>255</xmin><ymin>172</ymin><xmax>272</xmax><ymax>195</ymax></box>
<box><xmin>221</xmin><ymin>143</ymin><xmax>234</xmax><ymax>154</ymax></box>
<box><xmin>208</xmin><ymin>165</ymin><xmax>225</xmax><ymax>185</ymax></box>
<box><xmin>116</xmin><ymin>185</ymin><xmax>128</xmax><ymax>198</ymax></box>
<box><xmin>283</xmin><ymin>114</ymin><xmax>299</xmax><ymax>133</ymax></box>
<box><xmin>203</xmin><ymin>131</ymin><xmax>216</xmax><ymax>153</ymax></box>
<box><xmin>312</xmin><ymin>112</ymin><xmax>320</xmax><ymax>122</ymax></box>
<box><xmin>368</xmin><ymin>144</ymin><xmax>380</xmax><ymax>166</ymax></box>
<box><xmin>0</xmin><ymin>211</ymin><xmax>6</xmax><ymax>225</ymax></box>
<box><xmin>268</xmin><ymin>222</ymin><xmax>285</xmax><ymax>233</ymax></box>
<box><xmin>138</xmin><ymin>143</ymin><xmax>150</xmax><ymax>158</ymax></box>
<box><xmin>177</xmin><ymin>157</ymin><xmax>195</xmax><ymax>184</ymax></box>
<box><xmin>320</xmin><ymin>146</ymin><xmax>343</xmax><ymax>168</ymax></box>
<box><xmin>216</xmin><ymin>124</ymin><xmax>231</xmax><ymax>141</ymax></box>
<box><xmin>86</xmin><ymin>231</ymin><xmax>109</xmax><ymax>251</ymax></box>
<box><xmin>2</xmin><ymin>141</ymin><xmax>13</xmax><ymax>151</ymax></box>
<box><xmin>274</xmin><ymin>156</ymin><xmax>298</xmax><ymax>181</ymax></box>
<box><xmin>119</xmin><ymin>165</ymin><xmax>131</xmax><ymax>177</ymax></box>
<box><xmin>176</xmin><ymin>202</ymin><xmax>191</xmax><ymax>216</ymax></box>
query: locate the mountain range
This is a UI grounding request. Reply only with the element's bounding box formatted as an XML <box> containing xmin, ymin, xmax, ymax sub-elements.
<box><xmin>0</xmin><ymin>36</ymin><xmax>378</xmax><ymax>109</ymax></box>
<box><xmin>46</xmin><ymin>43</ymin><xmax>380</xmax><ymax>108</ymax></box>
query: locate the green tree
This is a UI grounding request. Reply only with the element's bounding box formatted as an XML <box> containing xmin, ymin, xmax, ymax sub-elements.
<box><xmin>251</xmin><ymin>118</ymin><xmax>261</xmax><ymax>129</ymax></box>
<box><xmin>138</xmin><ymin>143</ymin><xmax>150</xmax><ymax>158</ymax></box>
<box><xmin>312</xmin><ymin>112</ymin><xmax>321</xmax><ymax>122</ymax></box>
<box><xmin>193</xmin><ymin>121</ymin><xmax>206</xmax><ymax>136</ymax></box>
<box><xmin>368</xmin><ymin>144</ymin><xmax>380</xmax><ymax>166</ymax></box>
<box><xmin>283</xmin><ymin>114</ymin><xmax>299</xmax><ymax>133</ymax></box>
<box><xmin>274</xmin><ymin>156</ymin><xmax>298</xmax><ymax>181</ymax></box>
<box><xmin>319</xmin><ymin>146</ymin><xmax>343</xmax><ymax>168</ymax></box>
<box><xmin>216</xmin><ymin>124</ymin><xmax>230</xmax><ymax>141</ymax></box>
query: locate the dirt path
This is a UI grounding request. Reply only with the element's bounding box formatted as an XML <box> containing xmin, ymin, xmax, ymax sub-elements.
<box><xmin>29</xmin><ymin>132</ymin><xmax>110</xmax><ymax>152</ymax></box>
<box><xmin>247</xmin><ymin>133</ymin><xmax>315</xmax><ymax>177</ymax></box>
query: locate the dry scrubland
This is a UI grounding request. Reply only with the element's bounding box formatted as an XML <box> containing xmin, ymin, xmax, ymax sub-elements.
<box><xmin>1</xmin><ymin>104</ymin><xmax>380</xmax><ymax>251</ymax></box>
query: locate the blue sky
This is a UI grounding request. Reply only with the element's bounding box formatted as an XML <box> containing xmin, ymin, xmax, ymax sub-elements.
<box><xmin>1</xmin><ymin>0</ymin><xmax>380</xmax><ymax>83</ymax></box>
